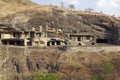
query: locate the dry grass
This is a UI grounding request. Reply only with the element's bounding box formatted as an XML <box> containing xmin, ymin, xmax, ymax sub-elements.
<box><xmin>0</xmin><ymin>0</ymin><xmax>68</xmax><ymax>18</ymax></box>
<box><xmin>0</xmin><ymin>45</ymin><xmax>120</xmax><ymax>80</ymax></box>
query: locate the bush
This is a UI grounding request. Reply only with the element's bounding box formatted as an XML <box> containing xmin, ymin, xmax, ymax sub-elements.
<box><xmin>101</xmin><ymin>50</ymin><xmax>109</xmax><ymax>56</ymax></box>
<box><xmin>90</xmin><ymin>62</ymin><xmax>115</xmax><ymax>80</ymax></box>
<box><xmin>30</xmin><ymin>72</ymin><xmax>61</xmax><ymax>80</ymax></box>
<box><xmin>68</xmin><ymin>64</ymin><xmax>81</xmax><ymax>72</ymax></box>
<box><xmin>91</xmin><ymin>74</ymin><xmax>105</xmax><ymax>80</ymax></box>
<box><xmin>101</xmin><ymin>62</ymin><xmax>114</xmax><ymax>74</ymax></box>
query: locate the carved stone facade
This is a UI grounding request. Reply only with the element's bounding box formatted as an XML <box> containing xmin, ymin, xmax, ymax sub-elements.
<box><xmin>70</xmin><ymin>32</ymin><xmax>95</xmax><ymax>46</ymax></box>
<box><xmin>0</xmin><ymin>25</ymin><xmax>113</xmax><ymax>47</ymax></box>
<box><xmin>0</xmin><ymin>26</ymin><xmax>66</xmax><ymax>47</ymax></box>
<box><xmin>68</xmin><ymin>28</ymin><xmax>96</xmax><ymax>46</ymax></box>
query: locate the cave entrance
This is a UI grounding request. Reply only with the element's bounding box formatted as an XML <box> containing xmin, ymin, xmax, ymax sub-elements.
<box><xmin>1</xmin><ymin>39</ymin><xmax>25</xmax><ymax>46</ymax></box>
<box><xmin>47</xmin><ymin>42</ymin><xmax>50</xmax><ymax>46</ymax></box>
<box><xmin>96</xmin><ymin>39</ymin><xmax>108</xmax><ymax>43</ymax></box>
<box><xmin>52</xmin><ymin>41</ymin><xmax>55</xmax><ymax>45</ymax></box>
<box><xmin>56</xmin><ymin>41</ymin><xmax>60</xmax><ymax>45</ymax></box>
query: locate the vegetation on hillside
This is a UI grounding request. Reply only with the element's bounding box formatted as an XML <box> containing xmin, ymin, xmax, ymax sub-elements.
<box><xmin>1</xmin><ymin>45</ymin><xmax>120</xmax><ymax>80</ymax></box>
<box><xmin>30</xmin><ymin>73</ymin><xmax>61</xmax><ymax>80</ymax></box>
<box><xmin>1</xmin><ymin>0</ymin><xmax>33</xmax><ymax>4</ymax></box>
<box><xmin>28</xmin><ymin>57</ymin><xmax>120</xmax><ymax>80</ymax></box>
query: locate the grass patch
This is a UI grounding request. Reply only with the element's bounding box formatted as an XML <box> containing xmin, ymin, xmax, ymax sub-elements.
<box><xmin>101</xmin><ymin>62</ymin><xmax>114</xmax><ymax>74</ymax></box>
<box><xmin>90</xmin><ymin>62</ymin><xmax>115</xmax><ymax>80</ymax></box>
<box><xmin>91</xmin><ymin>74</ymin><xmax>105</xmax><ymax>80</ymax></box>
<box><xmin>30</xmin><ymin>72</ymin><xmax>61</xmax><ymax>80</ymax></box>
<box><xmin>68</xmin><ymin>64</ymin><xmax>81</xmax><ymax>72</ymax></box>
<box><xmin>101</xmin><ymin>50</ymin><xmax>109</xmax><ymax>56</ymax></box>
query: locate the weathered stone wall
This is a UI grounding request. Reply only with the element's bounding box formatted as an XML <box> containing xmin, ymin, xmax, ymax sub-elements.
<box><xmin>67</xmin><ymin>46</ymin><xmax>120</xmax><ymax>53</ymax></box>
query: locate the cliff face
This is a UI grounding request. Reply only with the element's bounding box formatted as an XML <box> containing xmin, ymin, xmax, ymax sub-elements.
<box><xmin>0</xmin><ymin>46</ymin><xmax>68</xmax><ymax>80</ymax></box>
<box><xmin>0</xmin><ymin>2</ymin><xmax>120</xmax><ymax>44</ymax></box>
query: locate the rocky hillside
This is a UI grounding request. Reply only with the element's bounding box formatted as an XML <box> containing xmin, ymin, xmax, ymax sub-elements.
<box><xmin>1</xmin><ymin>0</ymin><xmax>120</xmax><ymax>44</ymax></box>
<box><xmin>0</xmin><ymin>46</ymin><xmax>120</xmax><ymax>80</ymax></box>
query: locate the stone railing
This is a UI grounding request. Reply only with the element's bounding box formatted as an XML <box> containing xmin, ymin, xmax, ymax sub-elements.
<box><xmin>67</xmin><ymin>46</ymin><xmax>120</xmax><ymax>53</ymax></box>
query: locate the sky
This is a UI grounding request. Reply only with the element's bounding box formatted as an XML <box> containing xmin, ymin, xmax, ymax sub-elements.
<box><xmin>31</xmin><ymin>0</ymin><xmax>120</xmax><ymax>16</ymax></box>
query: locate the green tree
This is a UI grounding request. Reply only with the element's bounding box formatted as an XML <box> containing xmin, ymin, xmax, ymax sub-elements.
<box><xmin>69</xmin><ymin>4</ymin><xmax>75</xmax><ymax>11</ymax></box>
<box><xmin>85</xmin><ymin>8</ymin><xmax>94</xmax><ymax>12</ymax></box>
<box><xmin>60</xmin><ymin>1</ymin><xmax>64</xmax><ymax>8</ymax></box>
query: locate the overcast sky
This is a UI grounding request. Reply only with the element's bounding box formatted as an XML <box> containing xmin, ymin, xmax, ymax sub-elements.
<box><xmin>32</xmin><ymin>0</ymin><xmax>120</xmax><ymax>16</ymax></box>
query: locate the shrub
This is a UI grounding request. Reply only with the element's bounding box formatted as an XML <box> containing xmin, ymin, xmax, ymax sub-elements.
<box><xmin>68</xmin><ymin>64</ymin><xmax>81</xmax><ymax>72</ymax></box>
<box><xmin>0</xmin><ymin>52</ymin><xmax>3</xmax><ymax>56</ymax></box>
<box><xmin>30</xmin><ymin>72</ymin><xmax>61</xmax><ymax>80</ymax></box>
<box><xmin>101</xmin><ymin>62</ymin><xmax>114</xmax><ymax>74</ymax></box>
<box><xmin>91</xmin><ymin>74</ymin><xmax>105</xmax><ymax>80</ymax></box>
<box><xmin>101</xmin><ymin>50</ymin><xmax>109</xmax><ymax>56</ymax></box>
<box><xmin>90</xmin><ymin>62</ymin><xmax>115</xmax><ymax>80</ymax></box>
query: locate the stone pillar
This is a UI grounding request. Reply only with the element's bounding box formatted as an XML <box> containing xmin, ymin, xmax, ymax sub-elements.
<box><xmin>55</xmin><ymin>42</ymin><xmax>57</xmax><ymax>46</ymax></box>
<box><xmin>90</xmin><ymin>37</ymin><xmax>93</xmax><ymax>41</ymax></box>
<box><xmin>44</xmin><ymin>41</ymin><xmax>47</xmax><ymax>47</ymax></box>
<box><xmin>24</xmin><ymin>39</ymin><xmax>27</xmax><ymax>46</ymax></box>
<box><xmin>80</xmin><ymin>37</ymin><xmax>82</xmax><ymax>41</ymax></box>
<box><xmin>28</xmin><ymin>32</ymin><xmax>30</xmax><ymax>38</ymax></box>
<box><xmin>32</xmin><ymin>27</ymin><xmax>35</xmax><ymax>31</ymax></box>
<box><xmin>76</xmin><ymin>37</ymin><xmax>78</xmax><ymax>42</ymax></box>
<box><xmin>59</xmin><ymin>42</ymin><xmax>61</xmax><ymax>45</ymax></box>
<box><xmin>61</xmin><ymin>42</ymin><xmax>64</xmax><ymax>46</ymax></box>
<box><xmin>0</xmin><ymin>39</ymin><xmax>1</xmax><ymax>44</ymax></box>
<box><xmin>39</xmin><ymin>26</ymin><xmax>43</xmax><ymax>32</ymax></box>
<box><xmin>81</xmin><ymin>37</ymin><xmax>83</xmax><ymax>42</ymax></box>
<box><xmin>21</xmin><ymin>33</ymin><xmax>24</xmax><ymax>38</ymax></box>
<box><xmin>10</xmin><ymin>34</ymin><xmax>13</xmax><ymax>38</ymax></box>
<box><xmin>32</xmin><ymin>41</ymin><xmax>35</xmax><ymax>46</ymax></box>
<box><xmin>41</xmin><ymin>32</ymin><xmax>44</xmax><ymax>38</ymax></box>
<box><xmin>34</xmin><ymin>32</ymin><xmax>36</xmax><ymax>38</ymax></box>
<box><xmin>50</xmin><ymin>42</ymin><xmax>52</xmax><ymax>46</ymax></box>
<box><xmin>1</xmin><ymin>34</ymin><xmax>4</xmax><ymax>39</ymax></box>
